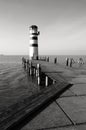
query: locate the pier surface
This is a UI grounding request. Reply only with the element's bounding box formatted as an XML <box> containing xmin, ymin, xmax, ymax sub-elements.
<box><xmin>0</xmin><ymin>61</ymin><xmax>86</xmax><ymax>130</ymax></box>
<box><xmin>21</xmin><ymin>61</ymin><xmax>86</xmax><ymax>130</ymax></box>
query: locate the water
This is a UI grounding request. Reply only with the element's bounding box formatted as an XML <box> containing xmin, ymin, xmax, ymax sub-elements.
<box><xmin>0</xmin><ymin>55</ymin><xmax>86</xmax><ymax>64</ymax></box>
<box><xmin>40</xmin><ymin>55</ymin><xmax>86</xmax><ymax>65</ymax></box>
<box><xmin>0</xmin><ymin>55</ymin><xmax>24</xmax><ymax>64</ymax></box>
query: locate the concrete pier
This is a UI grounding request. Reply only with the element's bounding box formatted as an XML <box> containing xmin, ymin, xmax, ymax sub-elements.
<box><xmin>22</xmin><ymin>61</ymin><xmax>86</xmax><ymax>130</ymax></box>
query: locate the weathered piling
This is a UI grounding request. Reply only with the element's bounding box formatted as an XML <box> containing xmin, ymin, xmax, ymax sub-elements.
<box><xmin>33</xmin><ymin>68</ymin><xmax>36</xmax><ymax>76</ymax></box>
<box><xmin>66</xmin><ymin>58</ymin><xmax>69</xmax><ymax>66</ymax></box>
<box><xmin>29</xmin><ymin>61</ymin><xmax>33</xmax><ymax>76</ymax></box>
<box><xmin>69</xmin><ymin>58</ymin><xmax>72</xmax><ymax>67</ymax></box>
<box><xmin>45</xmin><ymin>76</ymin><xmax>48</xmax><ymax>87</ymax></box>
<box><xmin>25</xmin><ymin>60</ymin><xmax>28</xmax><ymax>70</ymax></box>
<box><xmin>47</xmin><ymin>57</ymin><xmax>49</xmax><ymax>62</ymax></box>
<box><xmin>37</xmin><ymin>64</ymin><xmax>41</xmax><ymax>86</ymax></box>
<box><xmin>54</xmin><ymin>58</ymin><xmax>57</xmax><ymax>64</ymax></box>
<box><xmin>26</xmin><ymin>59</ymin><xmax>29</xmax><ymax>72</ymax></box>
<box><xmin>53</xmin><ymin>80</ymin><xmax>56</xmax><ymax>84</ymax></box>
<box><xmin>37</xmin><ymin>76</ymin><xmax>40</xmax><ymax>86</ymax></box>
<box><xmin>24</xmin><ymin>59</ymin><xmax>26</xmax><ymax>69</ymax></box>
<box><xmin>22</xmin><ymin>57</ymin><xmax>27</xmax><ymax>69</ymax></box>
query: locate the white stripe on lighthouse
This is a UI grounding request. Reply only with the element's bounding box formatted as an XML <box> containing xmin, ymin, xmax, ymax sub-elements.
<box><xmin>29</xmin><ymin>46</ymin><xmax>38</xmax><ymax>58</ymax></box>
<box><xmin>30</xmin><ymin>35</ymin><xmax>37</xmax><ymax>38</ymax></box>
<box><xmin>30</xmin><ymin>39</ymin><xmax>38</xmax><ymax>44</ymax></box>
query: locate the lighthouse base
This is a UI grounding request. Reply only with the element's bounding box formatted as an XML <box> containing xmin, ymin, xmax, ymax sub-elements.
<box><xmin>29</xmin><ymin>46</ymin><xmax>38</xmax><ymax>60</ymax></box>
<box><xmin>29</xmin><ymin>56</ymin><xmax>38</xmax><ymax>60</ymax></box>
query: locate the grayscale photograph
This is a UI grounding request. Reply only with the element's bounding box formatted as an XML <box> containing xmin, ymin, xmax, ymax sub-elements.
<box><xmin>0</xmin><ymin>0</ymin><xmax>86</xmax><ymax>130</ymax></box>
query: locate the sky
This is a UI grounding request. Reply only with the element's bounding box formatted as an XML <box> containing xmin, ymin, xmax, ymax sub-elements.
<box><xmin>0</xmin><ymin>0</ymin><xmax>86</xmax><ymax>55</ymax></box>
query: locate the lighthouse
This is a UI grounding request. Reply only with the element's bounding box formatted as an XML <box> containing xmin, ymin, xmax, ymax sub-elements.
<box><xmin>29</xmin><ymin>25</ymin><xmax>40</xmax><ymax>60</ymax></box>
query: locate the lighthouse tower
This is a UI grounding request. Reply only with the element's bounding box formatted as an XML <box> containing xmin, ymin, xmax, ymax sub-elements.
<box><xmin>29</xmin><ymin>25</ymin><xmax>40</xmax><ymax>60</ymax></box>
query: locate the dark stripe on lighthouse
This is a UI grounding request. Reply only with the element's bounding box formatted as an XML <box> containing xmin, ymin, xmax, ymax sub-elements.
<box><xmin>30</xmin><ymin>44</ymin><xmax>38</xmax><ymax>47</ymax></box>
<box><xmin>30</xmin><ymin>33</ymin><xmax>38</xmax><ymax>35</ymax></box>
<box><xmin>31</xmin><ymin>36</ymin><xmax>38</xmax><ymax>40</ymax></box>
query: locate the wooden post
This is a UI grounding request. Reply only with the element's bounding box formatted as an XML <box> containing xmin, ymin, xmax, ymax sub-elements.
<box><xmin>53</xmin><ymin>80</ymin><xmax>56</xmax><ymax>84</ymax></box>
<box><xmin>29</xmin><ymin>68</ymin><xmax>32</xmax><ymax>76</ymax></box>
<box><xmin>37</xmin><ymin>76</ymin><xmax>40</xmax><ymax>85</ymax></box>
<box><xmin>37</xmin><ymin>63</ymin><xmax>40</xmax><ymax>69</ymax></box>
<box><xmin>22</xmin><ymin>57</ymin><xmax>25</xmax><ymax>68</ymax></box>
<box><xmin>47</xmin><ymin>57</ymin><xmax>49</xmax><ymax>62</ymax></box>
<box><xmin>36</xmin><ymin>63</ymin><xmax>41</xmax><ymax>86</ymax></box>
<box><xmin>54</xmin><ymin>58</ymin><xmax>57</xmax><ymax>64</ymax></box>
<box><xmin>36</xmin><ymin>69</ymin><xmax>38</xmax><ymax>77</ymax></box>
<box><xmin>27</xmin><ymin>59</ymin><xmax>29</xmax><ymax>72</ymax></box>
<box><xmin>24</xmin><ymin>59</ymin><xmax>26</xmax><ymax>70</ymax></box>
<box><xmin>29</xmin><ymin>61</ymin><xmax>32</xmax><ymax>76</ymax></box>
<box><xmin>33</xmin><ymin>68</ymin><xmax>36</xmax><ymax>76</ymax></box>
<box><xmin>37</xmin><ymin>63</ymin><xmax>40</xmax><ymax>77</ymax></box>
<box><xmin>26</xmin><ymin>60</ymin><xmax>28</xmax><ymax>70</ymax></box>
<box><xmin>45</xmin><ymin>76</ymin><xmax>48</xmax><ymax>87</ymax></box>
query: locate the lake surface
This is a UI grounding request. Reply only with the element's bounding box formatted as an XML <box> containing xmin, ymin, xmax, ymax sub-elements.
<box><xmin>0</xmin><ymin>55</ymin><xmax>86</xmax><ymax>64</ymax></box>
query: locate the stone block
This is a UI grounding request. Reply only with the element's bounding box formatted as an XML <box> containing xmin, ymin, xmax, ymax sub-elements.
<box><xmin>57</xmin><ymin>96</ymin><xmax>86</xmax><ymax>124</ymax></box>
<box><xmin>21</xmin><ymin>102</ymin><xmax>71</xmax><ymax>130</ymax></box>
